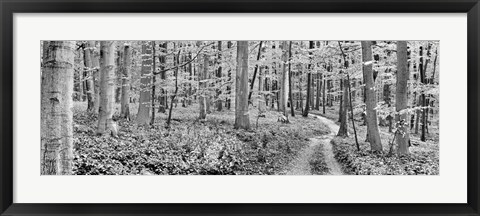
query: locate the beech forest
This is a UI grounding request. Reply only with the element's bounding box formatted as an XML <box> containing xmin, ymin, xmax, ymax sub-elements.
<box><xmin>41</xmin><ymin>41</ymin><xmax>439</xmax><ymax>175</ymax></box>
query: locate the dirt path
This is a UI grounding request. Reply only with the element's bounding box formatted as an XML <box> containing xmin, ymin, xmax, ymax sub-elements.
<box><xmin>284</xmin><ymin>114</ymin><xmax>344</xmax><ymax>175</ymax></box>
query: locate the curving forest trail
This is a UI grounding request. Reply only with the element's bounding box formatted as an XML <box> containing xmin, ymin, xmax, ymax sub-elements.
<box><xmin>284</xmin><ymin>114</ymin><xmax>343</xmax><ymax>175</ymax></box>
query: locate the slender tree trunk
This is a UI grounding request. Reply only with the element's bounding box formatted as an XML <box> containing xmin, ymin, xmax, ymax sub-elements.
<box><xmin>298</xmin><ymin>73</ymin><xmax>303</xmax><ymax>111</ymax></box>
<box><xmin>281</xmin><ymin>41</ymin><xmax>289</xmax><ymax>118</ymax></box>
<box><xmin>315</xmin><ymin>73</ymin><xmax>321</xmax><ymax>110</ymax></box>
<box><xmin>303</xmin><ymin>41</ymin><xmax>314</xmax><ymax>117</ymax></box>
<box><xmin>158</xmin><ymin>43</ymin><xmax>168</xmax><ymax>113</ymax></box>
<box><xmin>96</xmin><ymin>41</ymin><xmax>118</xmax><ymax>136</ymax></box>
<box><xmin>234</xmin><ymin>41</ymin><xmax>251</xmax><ymax>129</ymax></box>
<box><xmin>83</xmin><ymin>41</ymin><xmax>96</xmax><ymax>112</ymax></box>
<box><xmin>120</xmin><ymin>44</ymin><xmax>131</xmax><ymax>119</ymax></box>
<box><xmin>216</xmin><ymin>41</ymin><xmax>223</xmax><ymax>111</ymax></box>
<box><xmin>396</xmin><ymin>41</ymin><xmax>410</xmax><ymax>155</ymax></box>
<box><xmin>248</xmin><ymin>41</ymin><xmax>263</xmax><ymax>104</ymax></box>
<box><xmin>337</xmin><ymin>76</ymin><xmax>349</xmax><ymax>137</ymax></box>
<box><xmin>226</xmin><ymin>41</ymin><xmax>233</xmax><ymax>110</ymax></box>
<box><xmin>361</xmin><ymin>41</ymin><xmax>382</xmax><ymax>152</ymax></box>
<box><xmin>150</xmin><ymin>42</ymin><xmax>157</xmax><ymax>125</ymax></box>
<box><xmin>136</xmin><ymin>41</ymin><xmax>153</xmax><ymax>125</ymax></box>
<box><xmin>199</xmin><ymin>42</ymin><xmax>208</xmax><ymax>119</ymax></box>
<box><xmin>41</xmin><ymin>41</ymin><xmax>75</xmax><ymax>175</ymax></box>
<box><xmin>338</xmin><ymin>79</ymin><xmax>343</xmax><ymax>122</ymax></box>
<box><xmin>259</xmin><ymin>66</ymin><xmax>266</xmax><ymax>113</ymax></box>
<box><xmin>288</xmin><ymin>41</ymin><xmax>295</xmax><ymax>117</ymax></box>
<box><xmin>92</xmin><ymin>42</ymin><xmax>100</xmax><ymax>114</ymax></box>
<box><xmin>322</xmin><ymin>74</ymin><xmax>326</xmax><ymax>114</ymax></box>
<box><xmin>167</xmin><ymin>45</ymin><xmax>180</xmax><ymax>128</ymax></box>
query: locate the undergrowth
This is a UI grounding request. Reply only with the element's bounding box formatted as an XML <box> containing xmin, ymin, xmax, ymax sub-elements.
<box><xmin>72</xmin><ymin>102</ymin><xmax>330</xmax><ymax>175</ymax></box>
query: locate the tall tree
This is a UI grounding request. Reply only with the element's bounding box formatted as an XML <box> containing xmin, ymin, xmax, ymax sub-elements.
<box><xmin>96</xmin><ymin>41</ymin><xmax>118</xmax><ymax>137</ymax></box>
<box><xmin>41</xmin><ymin>41</ymin><xmax>75</xmax><ymax>175</ymax></box>
<box><xmin>280</xmin><ymin>41</ymin><xmax>289</xmax><ymax>118</ymax></box>
<box><xmin>234</xmin><ymin>41</ymin><xmax>251</xmax><ymax>129</ymax></box>
<box><xmin>303</xmin><ymin>41</ymin><xmax>314</xmax><ymax>117</ymax></box>
<box><xmin>92</xmin><ymin>42</ymin><xmax>101</xmax><ymax>114</ymax></box>
<box><xmin>361</xmin><ymin>41</ymin><xmax>383</xmax><ymax>152</ymax></box>
<box><xmin>288</xmin><ymin>41</ymin><xmax>295</xmax><ymax>117</ymax></box>
<box><xmin>226</xmin><ymin>41</ymin><xmax>233</xmax><ymax>110</ymax></box>
<box><xmin>199</xmin><ymin>42</ymin><xmax>208</xmax><ymax>120</ymax></box>
<box><xmin>120</xmin><ymin>44</ymin><xmax>131</xmax><ymax>119</ymax></box>
<box><xmin>248</xmin><ymin>41</ymin><xmax>264</xmax><ymax>104</ymax></box>
<box><xmin>216</xmin><ymin>41</ymin><xmax>223</xmax><ymax>111</ymax></box>
<box><xmin>396</xmin><ymin>41</ymin><xmax>410</xmax><ymax>155</ymax></box>
<box><xmin>150</xmin><ymin>41</ymin><xmax>157</xmax><ymax>125</ymax></box>
<box><xmin>83</xmin><ymin>41</ymin><xmax>96</xmax><ymax>112</ymax></box>
<box><xmin>136</xmin><ymin>41</ymin><xmax>153</xmax><ymax>125</ymax></box>
<box><xmin>158</xmin><ymin>42</ymin><xmax>168</xmax><ymax>113</ymax></box>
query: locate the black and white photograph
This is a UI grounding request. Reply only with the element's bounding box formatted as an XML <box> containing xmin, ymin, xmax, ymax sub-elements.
<box><xmin>40</xmin><ymin>40</ymin><xmax>439</xmax><ymax>175</ymax></box>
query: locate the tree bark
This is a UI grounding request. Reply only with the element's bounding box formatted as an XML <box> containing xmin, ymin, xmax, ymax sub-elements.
<box><xmin>234</xmin><ymin>41</ymin><xmax>251</xmax><ymax>129</ymax></box>
<box><xmin>120</xmin><ymin>44</ymin><xmax>131</xmax><ymax>119</ymax></box>
<box><xmin>288</xmin><ymin>41</ymin><xmax>295</xmax><ymax>117</ymax></box>
<box><xmin>92</xmin><ymin>42</ymin><xmax>100</xmax><ymax>114</ymax></box>
<box><xmin>199</xmin><ymin>42</ymin><xmax>208</xmax><ymax>120</ymax></box>
<box><xmin>303</xmin><ymin>41</ymin><xmax>314</xmax><ymax>117</ymax></box>
<box><xmin>337</xmin><ymin>76</ymin><xmax>349</xmax><ymax>137</ymax></box>
<box><xmin>216</xmin><ymin>41</ymin><xmax>223</xmax><ymax>111</ymax></box>
<box><xmin>280</xmin><ymin>41</ymin><xmax>289</xmax><ymax>117</ymax></box>
<box><xmin>158</xmin><ymin>42</ymin><xmax>168</xmax><ymax>113</ymax></box>
<box><xmin>96</xmin><ymin>41</ymin><xmax>118</xmax><ymax>136</ymax></box>
<box><xmin>361</xmin><ymin>41</ymin><xmax>383</xmax><ymax>152</ymax></box>
<box><xmin>248</xmin><ymin>41</ymin><xmax>263</xmax><ymax>104</ymax></box>
<box><xmin>83</xmin><ymin>41</ymin><xmax>96</xmax><ymax>112</ymax></box>
<box><xmin>396</xmin><ymin>41</ymin><xmax>410</xmax><ymax>155</ymax></box>
<box><xmin>226</xmin><ymin>41</ymin><xmax>233</xmax><ymax>110</ymax></box>
<box><xmin>150</xmin><ymin>41</ymin><xmax>157</xmax><ymax>125</ymax></box>
<box><xmin>41</xmin><ymin>41</ymin><xmax>75</xmax><ymax>175</ymax></box>
<box><xmin>136</xmin><ymin>41</ymin><xmax>153</xmax><ymax>125</ymax></box>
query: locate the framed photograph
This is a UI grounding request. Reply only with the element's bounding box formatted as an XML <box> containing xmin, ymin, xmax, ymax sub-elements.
<box><xmin>1</xmin><ymin>0</ymin><xmax>479</xmax><ymax>215</ymax></box>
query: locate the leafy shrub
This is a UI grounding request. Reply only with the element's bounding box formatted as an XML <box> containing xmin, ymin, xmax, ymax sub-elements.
<box><xmin>331</xmin><ymin>137</ymin><xmax>439</xmax><ymax>175</ymax></box>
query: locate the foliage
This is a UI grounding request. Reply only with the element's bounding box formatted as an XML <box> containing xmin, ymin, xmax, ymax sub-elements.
<box><xmin>72</xmin><ymin>102</ymin><xmax>329</xmax><ymax>175</ymax></box>
<box><xmin>331</xmin><ymin>137</ymin><xmax>439</xmax><ymax>175</ymax></box>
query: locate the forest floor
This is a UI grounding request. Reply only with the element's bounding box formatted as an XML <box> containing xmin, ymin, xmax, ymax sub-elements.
<box><xmin>309</xmin><ymin>104</ymin><xmax>440</xmax><ymax>175</ymax></box>
<box><xmin>71</xmin><ymin>101</ymin><xmax>332</xmax><ymax>175</ymax></box>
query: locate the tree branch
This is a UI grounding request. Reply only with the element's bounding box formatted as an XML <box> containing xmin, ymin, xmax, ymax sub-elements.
<box><xmin>153</xmin><ymin>42</ymin><xmax>214</xmax><ymax>75</ymax></box>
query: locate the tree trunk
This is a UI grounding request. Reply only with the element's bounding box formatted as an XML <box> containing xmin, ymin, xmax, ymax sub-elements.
<box><xmin>158</xmin><ymin>43</ymin><xmax>168</xmax><ymax>113</ymax></box>
<box><xmin>216</xmin><ymin>41</ymin><xmax>223</xmax><ymax>111</ymax></box>
<box><xmin>41</xmin><ymin>41</ymin><xmax>75</xmax><ymax>175</ymax></box>
<box><xmin>150</xmin><ymin>41</ymin><xmax>157</xmax><ymax>125</ymax></box>
<box><xmin>288</xmin><ymin>41</ymin><xmax>295</xmax><ymax>117</ymax></box>
<box><xmin>361</xmin><ymin>41</ymin><xmax>383</xmax><ymax>152</ymax></box>
<box><xmin>248</xmin><ymin>41</ymin><xmax>263</xmax><ymax>104</ymax></box>
<box><xmin>234</xmin><ymin>41</ymin><xmax>251</xmax><ymax>129</ymax></box>
<box><xmin>337</xmin><ymin>76</ymin><xmax>349</xmax><ymax>137</ymax></box>
<box><xmin>315</xmin><ymin>73</ymin><xmax>321</xmax><ymax>110</ymax></box>
<box><xmin>226</xmin><ymin>41</ymin><xmax>233</xmax><ymax>110</ymax></box>
<box><xmin>303</xmin><ymin>41</ymin><xmax>314</xmax><ymax>117</ymax></box>
<box><xmin>120</xmin><ymin>44</ymin><xmax>131</xmax><ymax>119</ymax></box>
<box><xmin>96</xmin><ymin>41</ymin><xmax>118</xmax><ymax>137</ymax></box>
<box><xmin>92</xmin><ymin>42</ymin><xmax>101</xmax><ymax>114</ymax></box>
<box><xmin>83</xmin><ymin>41</ymin><xmax>96</xmax><ymax>112</ymax></box>
<box><xmin>338</xmin><ymin>79</ymin><xmax>343</xmax><ymax>122</ymax></box>
<box><xmin>136</xmin><ymin>41</ymin><xmax>153</xmax><ymax>125</ymax></box>
<box><xmin>322</xmin><ymin>74</ymin><xmax>326</xmax><ymax>114</ymax></box>
<box><xmin>396</xmin><ymin>41</ymin><xmax>410</xmax><ymax>155</ymax></box>
<box><xmin>280</xmin><ymin>41</ymin><xmax>289</xmax><ymax>117</ymax></box>
<box><xmin>199</xmin><ymin>42</ymin><xmax>208</xmax><ymax>120</ymax></box>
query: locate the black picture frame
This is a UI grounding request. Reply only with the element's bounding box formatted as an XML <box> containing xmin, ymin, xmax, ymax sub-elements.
<box><xmin>1</xmin><ymin>0</ymin><xmax>479</xmax><ymax>215</ymax></box>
